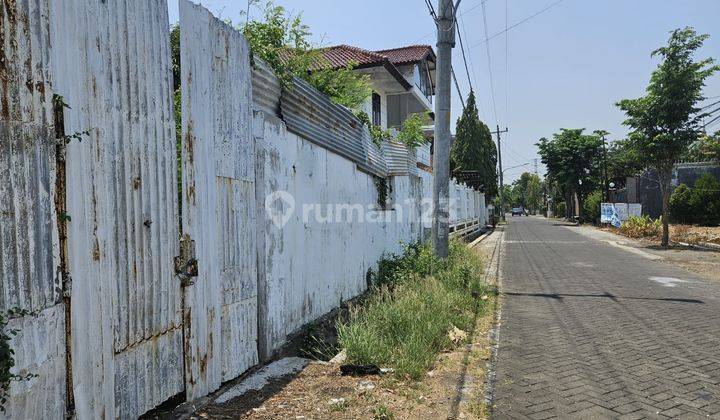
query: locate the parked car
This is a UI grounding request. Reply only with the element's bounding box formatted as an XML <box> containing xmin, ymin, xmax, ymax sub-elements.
<box><xmin>511</xmin><ymin>207</ymin><xmax>524</xmax><ymax>216</ymax></box>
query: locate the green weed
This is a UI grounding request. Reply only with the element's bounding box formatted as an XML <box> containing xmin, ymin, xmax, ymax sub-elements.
<box><xmin>338</xmin><ymin>240</ymin><xmax>489</xmax><ymax>380</ymax></box>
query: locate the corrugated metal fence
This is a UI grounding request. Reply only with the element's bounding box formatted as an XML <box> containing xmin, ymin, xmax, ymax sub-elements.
<box><xmin>180</xmin><ymin>0</ymin><xmax>258</xmax><ymax>399</ymax></box>
<box><xmin>51</xmin><ymin>0</ymin><xmax>183</xmax><ymax>417</ymax></box>
<box><xmin>0</xmin><ymin>1</ymin><xmax>488</xmax><ymax>418</ymax></box>
<box><xmin>0</xmin><ymin>0</ymin><xmax>65</xmax><ymax>418</ymax></box>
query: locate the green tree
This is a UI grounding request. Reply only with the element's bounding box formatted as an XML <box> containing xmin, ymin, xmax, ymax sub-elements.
<box><xmin>510</xmin><ymin>172</ymin><xmax>543</xmax><ymax>213</ymax></box>
<box><xmin>451</xmin><ymin>91</ymin><xmax>498</xmax><ymax>197</ymax></box>
<box><xmin>241</xmin><ymin>2</ymin><xmax>371</xmax><ymax>110</ymax></box>
<box><xmin>700</xmin><ymin>132</ymin><xmax>720</xmax><ymax>161</ymax></box>
<box><xmin>669</xmin><ymin>184</ymin><xmax>695</xmax><ymax>224</ymax></box>
<box><xmin>536</xmin><ymin>129</ymin><xmax>604</xmax><ymax>220</ymax></box>
<box><xmin>605</xmin><ymin>139</ymin><xmax>645</xmax><ymax>183</ymax></box>
<box><xmin>691</xmin><ymin>174</ymin><xmax>720</xmax><ymax>225</ymax></box>
<box><xmin>617</xmin><ymin>27</ymin><xmax>719</xmax><ymax>245</ymax></box>
<box><xmin>583</xmin><ymin>190</ymin><xmax>603</xmax><ymax>223</ymax></box>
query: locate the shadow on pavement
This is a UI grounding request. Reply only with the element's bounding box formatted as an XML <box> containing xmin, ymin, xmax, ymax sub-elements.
<box><xmin>503</xmin><ymin>291</ymin><xmax>703</xmax><ymax>304</ymax></box>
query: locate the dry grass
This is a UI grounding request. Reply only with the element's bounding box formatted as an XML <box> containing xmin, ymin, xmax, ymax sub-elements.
<box><xmin>610</xmin><ymin>219</ymin><xmax>720</xmax><ymax>245</ymax></box>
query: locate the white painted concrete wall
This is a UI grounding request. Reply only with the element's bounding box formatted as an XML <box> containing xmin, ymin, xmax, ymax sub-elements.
<box><xmin>255</xmin><ymin>114</ymin><xmax>487</xmax><ymax>356</ymax></box>
<box><xmin>255</xmin><ymin>115</ymin><xmax>419</xmax><ymax>357</ymax></box>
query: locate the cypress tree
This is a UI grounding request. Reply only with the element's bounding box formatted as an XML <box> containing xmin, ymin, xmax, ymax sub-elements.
<box><xmin>450</xmin><ymin>91</ymin><xmax>498</xmax><ymax>197</ymax></box>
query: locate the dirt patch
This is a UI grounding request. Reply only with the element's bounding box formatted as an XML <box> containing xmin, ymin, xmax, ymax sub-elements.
<box><xmin>596</xmin><ymin>225</ymin><xmax>720</xmax><ymax>281</ymax></box>
<box><xmin>194</xmin><ymin>312</ymin><xmax>495</xmax><ymax>420</ymax></box>
<box><xmin>600</xmin><ymin>224</ymin><xmax>720</xmax><ymax>245</ymax></box>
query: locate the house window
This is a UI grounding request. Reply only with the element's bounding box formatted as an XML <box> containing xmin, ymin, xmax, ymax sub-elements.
<box><xmin>372</xmin><ymin>92</ymin><xmax>381</xmax><ymax>126</ymax></box>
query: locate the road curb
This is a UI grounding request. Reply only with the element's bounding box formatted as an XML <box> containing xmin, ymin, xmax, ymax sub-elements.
<box><xmin>481</xmin><ymin>228</ymin><xmax>505</xmax><ymax>415</ymax></box>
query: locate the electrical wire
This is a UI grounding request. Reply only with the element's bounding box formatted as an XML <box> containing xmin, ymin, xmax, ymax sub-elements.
<box><xmin>705</xmin><ymin>113</ymin><xmax>720</xmax><ymax>130</ymax></box>
<box><xmin>504</xmin><ymin>0</ymin><xmax>509</xmax><ymax>124</ymax></box>
<box><xmin>452</xmin><ymin>66</ymin><xmax>467</xmax><ymax>111</ymax></box>
<box><xmin>456</xmin><ymin>17</ymin><xmax>474</xmax><ymax>92</ymax></box>
<box><xmin>699</xmin><ymin>100</ymin><xmax>720</xmax><ymax>111</ymax></box>
<box><xmin>467</xmin><ymin>0</ymin><xmax>564</xmax><ymax>50</ymax></box>
<box><xmin>459</xmin><ymin>15</ymin><xmax>486</xmax><ymax>121</ymax></box>
<box><xmin>481</xmin><ymin>0</ymin><xmax>499</xmax><ymax>125</ymax></box>
<box><xmin>703</xmin><ymin>106</ymin><xmax>720</xmax><ymax>116</ymax></box>
<box><xmin>415</xmin><ymin>0</ymin><xmax>486</xmax><ymax>42</ymax></box>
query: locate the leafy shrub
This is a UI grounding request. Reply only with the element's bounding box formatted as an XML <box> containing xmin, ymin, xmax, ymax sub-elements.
<box><xmin>691</xmin><ymin>173</ymin><xmax>720</xmax><ymax>226</ymax></box>
<box><xmin>620</xmin><ymin>215</ymin><xmax>662</xmax><ymax>238</ymax></box>
<box><xmin>670</xmin><ymin>183</ymin><xmax>695</xmax><ymax>224</ymax></box>
<box><xmin>583</xmin><ymin>190</ymin><xmax>603</xmax><ymax>223</ymax></box>
<box><xmin>555</xmin><ymin>201</ymin><xmax>566</xmax><ymax>218</ymax></box>
<box><xmin>338</xmin><ymin>240</ymin><xmax>489</xmax><ymax>379</ymax></box>
<box><xmin>395</xmin><ymin>113</ymin><xmax>430</xmax><ymax>149</ymax></box>
<box><xmin>241</xmin><ymin>2</ymin><xmax>371</xmax><ymax>110</ymax></box>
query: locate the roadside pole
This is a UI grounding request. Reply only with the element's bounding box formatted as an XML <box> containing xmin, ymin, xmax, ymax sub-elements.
<box><xmin>493</xmin><ymin>125</ymin><xmax>509</xmax><ymax>221</ymax></box>
<box><xmin>431</xmin><ymin>0</ymin><xmax>459</xmax><ymax>258</ymax></box>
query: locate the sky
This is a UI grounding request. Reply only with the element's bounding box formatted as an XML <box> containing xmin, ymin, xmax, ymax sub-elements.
<box><xmin>168</xmin><ymin>1</ymin><xmax>720</xmax><ymax>183</ymax></box>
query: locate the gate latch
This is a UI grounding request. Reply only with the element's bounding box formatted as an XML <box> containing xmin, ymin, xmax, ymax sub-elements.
<box><xmin>175</xmin><ymin>236</ymin><xmax>198</xmax><ymax>287</ymax></box>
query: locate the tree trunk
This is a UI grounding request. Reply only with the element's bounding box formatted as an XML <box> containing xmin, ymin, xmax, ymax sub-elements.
<box><xmin>566</xmin><ymin>190</ymin><xmax>572</xmax><ymax>220</ymax></box>
<box><xmin>658</xmin><ymin>169</ymin><xmax>672</xmax><ymax>247</ymax></box>
<box><xmin>577</xmin><ymin>192</ymin><xmax>583</xmax><ymax>222</ymax></box>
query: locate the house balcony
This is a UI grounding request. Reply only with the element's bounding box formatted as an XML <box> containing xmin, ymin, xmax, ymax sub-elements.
<box><xmin>386</xmin><ymin>90</ymin><xmax>434</xmax><ymax>129</ymax></box>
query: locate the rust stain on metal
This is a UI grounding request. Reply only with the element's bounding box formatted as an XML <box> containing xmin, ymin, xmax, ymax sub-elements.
<box><xmin>182</xmin><ymin>304</ymin><xmax>194</xmax><ymax>385</ymax></box>
<box><xmin>185</xmin><ymin>119</ymin><xmax>194</xmax><ymax>164</ymax></box>
<box><xmin>0</xmin><ymin>0</ymin><xmax>17</xmax><ymax>119</ymax></box>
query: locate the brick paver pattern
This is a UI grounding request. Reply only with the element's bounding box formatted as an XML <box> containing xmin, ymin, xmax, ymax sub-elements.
<box><xmin>493</xmin><ymin>217</ymin><xmax>720</xmax><ymax>419</ymax></box>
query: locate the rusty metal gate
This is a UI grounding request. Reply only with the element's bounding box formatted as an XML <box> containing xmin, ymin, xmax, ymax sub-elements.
<box><xmin>50</xmin><ymin>0</ymin><xmax>184</xmax><ymax>417</ymax></box>
<box><xmin>179</xmin><ymin>1</ymin><xmax>259</xmax><ymax>399</ymax></box>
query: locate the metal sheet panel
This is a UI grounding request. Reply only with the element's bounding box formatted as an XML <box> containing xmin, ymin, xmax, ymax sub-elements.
<box><xmin>251</xmin><ymin>58</ymin><xmax>281</xmax><ymax>117</ymax></box>
<box><xmin>0</xmin><ymin>0</ymin><xmax>66</xmax><ymax>416</ymax></box>
<box><xmin>0</xmin><ymin>0</ymin><xmax>57</xmax><ymax>315</ymax></box>
<box><xmin>50</xmin><ymin>0</ymin><xmax>182</xmax><ymax>417</ymax></box>
<box><xmin>180</xmin><ymin>0</ymin><xmax>258</xmax><ymax>399</ymax></box>
<box><xmin>281</xmin><ymin>75</ymin><xmax>367</xmax><ymax>166</ymax></box>
<box><xmin>359</xmin><ymin>130</ymin><xmax>388</xmax><ymax>178</ymax></box>
<box><xmin>382</xmin><ymin>140</ymin><xmax>411</xmax><ymax>175</ymax></box>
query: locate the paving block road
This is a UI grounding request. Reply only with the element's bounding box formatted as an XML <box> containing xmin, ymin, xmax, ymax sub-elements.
<box><xmin>492</xmin><ymin>217</ymin><xmax>720</xmax><ymax>419</ymax></box>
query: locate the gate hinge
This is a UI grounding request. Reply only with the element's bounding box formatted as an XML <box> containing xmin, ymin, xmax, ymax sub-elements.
<box><xmin>175</xmin><ymin>236</ymin><xmax>198</xmax><ymax>287</ymax></box>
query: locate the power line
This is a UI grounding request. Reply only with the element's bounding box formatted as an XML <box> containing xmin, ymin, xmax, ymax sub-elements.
<box><xmin>703</xmin><ymin>106</ymin><xmax>720</xmax><ymax>116</ymax></box>
<box><xmin>455</xmin><ymin>16</ymin><xmax>474</xmax><ymax>92</ymax></box>
<box><xmin>458</xmin><ymin>14</ymin><xmax>484</xmax><ymax>118</ymax></box>
<box><xmin>704</xmin><ymin>113</ymin><xmax>720</xmax><ymax>130</ymax></box>
<box><xmin>481</xmin><ymin>0</ymin><xmax>499</xmax><ymax>125</ymax></box>
<box><xmin>504</xmin><ymin>0</ymin><xmax>509</xmax><ymax>139</ymax></box>
<box><xmin>415</xmin><ymin>0</ymin><xmax>486</xmax><ymax>42</ymax></box>
<box><xmin>467</xmin><ymin>0</ymin><xmax>564</xmax><ymax>51</ymax></box>
<box><xmin>699</xmin><ymin>100</ymin><xmax>720</xmax><ymax>111</ymax></box>
<box><xmin>426</xmin><ymin>0</ymin><xmax>467</xmax><ymax>112</ymax></box>
<box><xmin>424</xmin><ymin>0</ymin><xmax>437</xmax><ymax>19</ymax></box>
<box><xmin>451</xmin><ymin>66</ymin><xmax>467</xmax><ymax>111</ymax></box>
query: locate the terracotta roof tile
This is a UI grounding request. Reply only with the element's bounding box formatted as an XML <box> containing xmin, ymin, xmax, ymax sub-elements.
<box><xmin>312</xmin><ymin>44</ymin><xmax>436</xmax><ymax>71</ymax></box>
<box><xmin>375</xmin><ymin>45</ymin><xmax>435</xmax><ymax>66</ymax></box>
<box><xmin>312</xmin><ymin>45</ymin><xmax>387</xmax><ymax>71</ymax></box>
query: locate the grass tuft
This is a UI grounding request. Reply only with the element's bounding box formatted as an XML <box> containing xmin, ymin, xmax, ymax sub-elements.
<box><xmin>337</xmin><ymin>240</ymin><xmax>489</xmax><ymax>379</ymax></box>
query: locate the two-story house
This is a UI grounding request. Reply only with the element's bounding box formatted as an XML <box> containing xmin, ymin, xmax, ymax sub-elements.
<box><xmin>315</xmin><ymin>44</ymin><xmax>436</xmax><ymax>131</ymax></box>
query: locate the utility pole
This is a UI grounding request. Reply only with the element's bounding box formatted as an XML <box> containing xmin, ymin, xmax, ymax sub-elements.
<box><xmin>533</xmin><ymin>158</ymin><xmax>538</xmax><ymax>175</ymax></box>
<box><xmin>431</xmin><ymin>0</ymin><xmax>459</xmax><ymax>258</ymax></box>
<box><xmin>493</xmin><ymin>125</ymin><xmax>508</xmax><ymax>220</ymax></box>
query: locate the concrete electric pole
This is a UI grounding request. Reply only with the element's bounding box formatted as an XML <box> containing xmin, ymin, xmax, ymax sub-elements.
<box><xmin>493</xmin><ymin>125</ymin><xmax>508</xmax><ymax>220</ymax></box>
<box><xmin>431</xmin><ymin>0</ymin><xmax>459</xmax><ymax>258</ymax></box>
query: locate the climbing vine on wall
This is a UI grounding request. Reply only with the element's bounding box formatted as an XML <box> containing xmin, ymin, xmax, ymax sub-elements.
<box><xmin>0</xmin><ymin>308</ymin><xmax>36</xmax><ymax>413</ymax></box>
<box><xmin>375</xmin><ymin>177</ymin><xmax>389</xmax><ymax>210</ymax></box>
